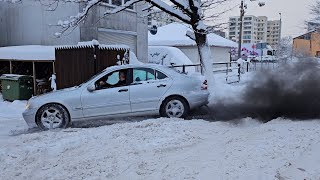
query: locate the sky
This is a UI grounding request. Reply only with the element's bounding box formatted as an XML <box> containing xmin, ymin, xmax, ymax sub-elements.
<box><xmin>212</xmin><ymin>0</ymin><xmax>317</xmax><ymax>37</ymax></box>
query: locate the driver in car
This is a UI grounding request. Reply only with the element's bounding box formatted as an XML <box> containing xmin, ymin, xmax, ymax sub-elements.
<box><xmin>114</xmin><ymin>71</ymin><xmax>127</xmax><ymax>87</ymax></box>
<box><xmin>99</xmin><ymin>70</ymin><xmax>127</xmax><ymax>88</ymax></box>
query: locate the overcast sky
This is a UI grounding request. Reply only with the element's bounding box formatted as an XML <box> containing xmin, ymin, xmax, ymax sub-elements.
<box><xmin>213</xmin><ymin>0</ymin><xmax>317</xmax><ymax>37</ymax></box>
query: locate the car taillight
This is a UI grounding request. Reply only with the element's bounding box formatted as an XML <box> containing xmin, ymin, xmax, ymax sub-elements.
<box><xmin>201</xmin><ymin>80</ymin><xmax>208</xmax><ymax>90</ymax></box>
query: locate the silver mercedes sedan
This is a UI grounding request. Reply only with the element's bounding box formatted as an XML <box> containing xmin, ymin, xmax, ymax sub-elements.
<box><xmin>23</xmin><ymin>64</ymin><xmax>209</xmax><ymax>130</ymax></box>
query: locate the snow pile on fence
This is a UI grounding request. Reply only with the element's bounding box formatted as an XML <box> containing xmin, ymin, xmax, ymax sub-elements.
<box><xmin>148</xmin><ymin>23</ymin><xmax>237</xmax><ymax>48</ymax></box>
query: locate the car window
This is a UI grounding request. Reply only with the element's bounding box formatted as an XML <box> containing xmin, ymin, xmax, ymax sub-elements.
<box><xmin>156</xmin><ymin>70</ymin><xmax>167</xmax><ymax>80</ymax></box>
<box><xmin>106</xmin><ymin>71</ymin><xmax>119</xmax><ymax>85</ymax></box>
<box><xmin>133</xmin><ymin>68</ymin><xmax>155</xmax><ymax>82</ymax></box>
<box><xmin>95</xmin><ymin>69</ymin><xmax>128</xmax><ymax>90</ymax></box>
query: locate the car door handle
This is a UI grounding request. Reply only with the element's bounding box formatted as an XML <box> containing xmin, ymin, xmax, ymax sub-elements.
<box><xmin>157</xmin><ymin>84</ymin><xmax>166</xmax><ymax>88</ymax></box>
<box><xmin>118</xmin><ymin>89</ymin><xmax>128</xmax><ymax>92</ymax></box>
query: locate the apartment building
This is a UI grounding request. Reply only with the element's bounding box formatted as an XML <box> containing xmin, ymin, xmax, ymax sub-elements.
<box><xmin>228</xmin><ymin>15</ymin><xmax>281</xmax><ymax>49</ymax></box>
<box><xmin>267</xmin><ymin>20</ymin><xmax>281</xmax><ymax>48</ymax></box>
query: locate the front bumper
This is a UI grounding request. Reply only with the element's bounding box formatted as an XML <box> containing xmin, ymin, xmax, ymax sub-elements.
<box><xmin>22</xmin><ymin>109</ymin><xmax>37</xmax><ymax>128</ymax></box>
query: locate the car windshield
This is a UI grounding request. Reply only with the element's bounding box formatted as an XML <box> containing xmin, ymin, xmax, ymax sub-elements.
<box><xmin>78</xmin><ymin>69</ymin><xmax>107</xmax><ymax>87</ymax></box>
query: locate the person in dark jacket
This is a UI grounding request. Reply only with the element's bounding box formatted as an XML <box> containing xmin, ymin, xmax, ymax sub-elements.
<box><xmin>114</xmin><ymin>71</ymin><xmax>127</xmax><ymax>87</ymax></box>
<box><xmin>98</xmin><ymin>70</ymin><xmax>127</xmax><ymax>89</ymax></box>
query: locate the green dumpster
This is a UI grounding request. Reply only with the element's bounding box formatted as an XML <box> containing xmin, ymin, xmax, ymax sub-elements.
<box><xmin>0</xmin><ymin>74</ymin><xmax>33</xmax><ymax>101</ymax></box>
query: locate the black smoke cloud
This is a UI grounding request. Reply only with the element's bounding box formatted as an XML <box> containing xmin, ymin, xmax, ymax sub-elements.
<box><xmin>202</xmin><ymin>59</ymin><xmax>320</xmax><ymax>122</ymax></box>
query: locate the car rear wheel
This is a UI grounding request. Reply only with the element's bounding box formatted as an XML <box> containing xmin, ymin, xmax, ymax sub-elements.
<box><xmin>161</xmin><ymin>96</ymin><xmax>189</xmax><ymax>118</ymax></box>
<box><xmin>36</xmin><ymin>104</ymin><xmax>70</xmax><ymax>130</ymax></box>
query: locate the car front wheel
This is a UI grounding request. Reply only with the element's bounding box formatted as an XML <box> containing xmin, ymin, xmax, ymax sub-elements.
<box><xmin>160</xmin><ymin>96</ymin><xmax>189</xmax><ymax>118</ymax></box>
<box><xmin>36</xmin><ymin>104</ymin><xmax>70</xmax><ymax>130</ymax></box>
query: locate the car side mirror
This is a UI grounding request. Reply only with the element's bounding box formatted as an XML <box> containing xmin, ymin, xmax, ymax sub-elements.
<box><xmin>87</xmin><ymin>84</ymin><xmax>96</xmax><ymax>92</ymax></box>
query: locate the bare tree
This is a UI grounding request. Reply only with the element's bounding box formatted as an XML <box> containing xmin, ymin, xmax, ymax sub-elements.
<box><xmin>310</xmin><ymin>0</ymin><xmax>320</xmax><ymax>22</ymax></box>
<box><xmin>52</xmin><ymin>0</ymin><xmax>234</xmax><ymax>87</ymax></box>
<box><xmin>307</xmin><ymin>0</ymin><xmax>320</xmax><ymax>31</ymax></box>
<box><xmin>277</xmin><ymin>36</ymin><xmax>292</xmax><ymax>59</ymax></box>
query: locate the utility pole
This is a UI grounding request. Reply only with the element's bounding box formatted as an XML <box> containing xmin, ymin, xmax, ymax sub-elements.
<box><xmin>236</xmin><ymin>0</ymin><xmax>266</xmax><ymax>59</ymax></box>
<box><xmin>237</xmin><ymin>0</ymin><xmax>245</xmax><ymax>59</ymax></box>
<box><xmin>278</xmin><ymin>12</ymin><xmax>282</xmax><ymax>50</ymax></box>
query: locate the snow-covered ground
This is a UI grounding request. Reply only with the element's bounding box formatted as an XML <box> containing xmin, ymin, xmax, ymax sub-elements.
<box><xmin>1</xmin><ymin>73</ymin><xmax>320</xmax><ymax>180</ymax></box>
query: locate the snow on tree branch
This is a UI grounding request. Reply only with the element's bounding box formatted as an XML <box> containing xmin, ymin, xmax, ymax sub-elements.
<box><xmin>310</xmin><ymin>0</ymin><xmax>320</xmax><ymax>22</ymax></box>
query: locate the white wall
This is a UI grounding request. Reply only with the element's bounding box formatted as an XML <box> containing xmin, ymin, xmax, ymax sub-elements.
<box><xmin>0</xmin><ymin>0</ymin><xmax>80</xmax><ymax>47</ymax></box>
<box><xmin>0</xmin><ymin>0</ymin><xmax>148</xmax><ymax>62</ymax></box>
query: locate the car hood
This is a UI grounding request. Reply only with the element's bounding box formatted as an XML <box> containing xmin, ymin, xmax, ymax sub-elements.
<box><xmin>30</xmin><ymin>86</ymin><xmax>80</xmax><ymax>102</ymax></box>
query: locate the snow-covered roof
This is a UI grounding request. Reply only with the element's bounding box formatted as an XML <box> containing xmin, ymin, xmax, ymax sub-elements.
<box><xmin>149</xmin><ymin>23</ymin><xmax>237</xmax><ymax>48</ymax></box>
<box><xmin>0</xmin><ymin>41</ymin><xmax>130</xmax><ymax>61</ymax></box>
<box><xmin>0</xmin><ymin>45</ymin><xmax>55</xmax><ymax>61</ymax></box>
<box><xmin>57</xmin><ymin>41</ymin><xmax>130</xmax><ymax>50</ymax></box>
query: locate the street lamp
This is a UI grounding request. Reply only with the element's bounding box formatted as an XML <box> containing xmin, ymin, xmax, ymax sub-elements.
<box><xmin>237</xmin><ymin>0</ymin><xmax>266</xmax><ymax>59</ymax></box>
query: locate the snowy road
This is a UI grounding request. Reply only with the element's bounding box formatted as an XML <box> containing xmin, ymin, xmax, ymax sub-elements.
<box><xmin>1</xmin><ymin>115</ymin><xmax>320</xmax><ymax>180</ymax></box>
<box><xmin>1</xmin><ymin>73</ymin><xmax>320</xmax><ymax>179</ymax></box>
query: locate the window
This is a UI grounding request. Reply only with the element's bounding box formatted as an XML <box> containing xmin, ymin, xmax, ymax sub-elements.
<box><xmin>133</xmin><ymin>68</ymin><xmax>155</xmax><ymax>82</ymax></box>
<box><xmin>95</xmin><ymin>69</ymin><xmax>129</xmax><ymax>90</ymax></box>
<box><xmin>124</xmin><ymin>0</ymin><xmax>134</xmax><ymax>9</ymax></box>
<box><xmin>156</xmin><ymin>70</ymin><xmax>167</xmax><ymax>79</ymax></box>
<box><xmin>243</xmin><ymin>35</ymin><xmax>251</xmax><ymax>39</ymax></box>
<box><xmin>102</xmin><ymin>0</ymin><xmax>134</xmax><ymax>10</ymax></box>
<box><xmin>111</xmin><ymin>0</ymin><xmax>122</xmax><ymax>6</ymax></box>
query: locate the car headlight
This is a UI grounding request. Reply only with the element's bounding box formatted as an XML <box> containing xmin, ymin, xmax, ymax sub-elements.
<box><xmin>25</xmin><ymin>101</ymin><xmax>31</xmax><ymax>110</ymax></box>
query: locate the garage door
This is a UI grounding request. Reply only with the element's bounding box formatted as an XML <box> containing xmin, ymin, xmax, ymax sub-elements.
<box><xmin>98</xmin><ymin>29</ymin><xmax>137</xmax><ymax>54</ymax></box>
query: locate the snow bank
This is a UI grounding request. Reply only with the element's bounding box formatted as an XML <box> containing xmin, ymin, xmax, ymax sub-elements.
<box><xmin>1</xmin><ymin>115</ymin><xmax>320</xmax><ymax>179</ymax></box>
<box><xmin>129</xmin><ymin>51</ymin><xmax>143</xmax><ymax>65</ymax></box>
<box><xmin>148</xmin><ymin>46</ymin><xmax>196</xmax><ymax>73</ymax></box>
<box><xmin>0</xmin><ymin>94</ymin><xmax>28</xmax><ymax>139</ymax></box>
<box><xmin>149</xmin><ymin>23</ymin><xmax>237</xmax><ymax>48</ymax></box>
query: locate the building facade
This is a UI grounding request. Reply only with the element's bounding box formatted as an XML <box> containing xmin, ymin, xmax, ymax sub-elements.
<box><xmin>267</xmin><ymin>20</ymin><xmax>281</xmax><ymax>48</ymax></box>
<box><xmin>293</xmin><ymin>30</ymin><xmax>320</xmax><ymax>57</ymax></box>
<box><xmin>228</xmin><ymin>15</ymin><xmax>281</xmax><ymax>49</ymax></box>
<box><xmin>0</xmin><ymin>0</ymin><xmax>148</xmax><ymax>62</ymax></box>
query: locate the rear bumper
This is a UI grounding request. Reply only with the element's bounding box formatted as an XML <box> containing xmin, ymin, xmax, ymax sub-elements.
<box><xmin>185</xmin><ymin>91</ymin><xmax>209</xmax><ymax>109</ymax></box>
<box><xmin>22</xmin><ymin>109</ymin><xmax>37</xmax><ymax>128</ymax></box>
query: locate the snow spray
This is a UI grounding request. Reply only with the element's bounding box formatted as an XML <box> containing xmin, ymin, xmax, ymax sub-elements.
<box><xmin>208</xmin><ymin>58</ymin><xmax>320</xmax><ymax>122</ymax></box>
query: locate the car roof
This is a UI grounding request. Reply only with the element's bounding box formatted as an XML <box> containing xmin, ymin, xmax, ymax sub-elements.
<box><xmin>105</xmin><ymin>63</ymin><xmax>171</xmax><ymax>72</ymax></box>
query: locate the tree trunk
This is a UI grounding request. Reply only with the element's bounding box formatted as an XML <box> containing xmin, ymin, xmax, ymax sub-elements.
<box><xmin>195</xmin><ymin>32</ymin><xmax>214</xmax><ymax>92</ymax></box>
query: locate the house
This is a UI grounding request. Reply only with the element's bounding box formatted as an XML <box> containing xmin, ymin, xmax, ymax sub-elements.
<box><xmin>148</xmin><ymin>23</ymin><xmax>237</xmax><ymax>65</ymax></box>
<box><xmin>0</xmin><ymin>0</ymin><xmax>148</xmax><ymax>61</ymax></box>
<box><xmin>293</xmin><ymin>30</ymin><xmax>320</xmax><ymax>57</ymax></box>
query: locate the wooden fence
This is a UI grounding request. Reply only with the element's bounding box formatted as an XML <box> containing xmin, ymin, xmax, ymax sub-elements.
<box><xmin>55</xmin><ymin>45</ymin><xmax>129</xmax><ymax>89</ymax></box>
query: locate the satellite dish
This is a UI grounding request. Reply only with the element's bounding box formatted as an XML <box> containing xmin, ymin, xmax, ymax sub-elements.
<box><xmin>150</xmin><ymin>25</ymin><xmax>157</xmax><ymax>35</ymax></box>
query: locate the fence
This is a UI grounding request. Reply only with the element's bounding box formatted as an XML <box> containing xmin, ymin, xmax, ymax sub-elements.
<box><xmin>55</xmin><ymin>45</ymin><xmax>129</xmax><ymax>89</ymax></box>
<box><xmin>171</xmin><ymin>62</ymin><xmax>241</xmax><ymax>84</ymax></box>
<box><xmin>243</xmin><ymin>61</ymin><xmax>279</xmax><ymax>72</ymax></box>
